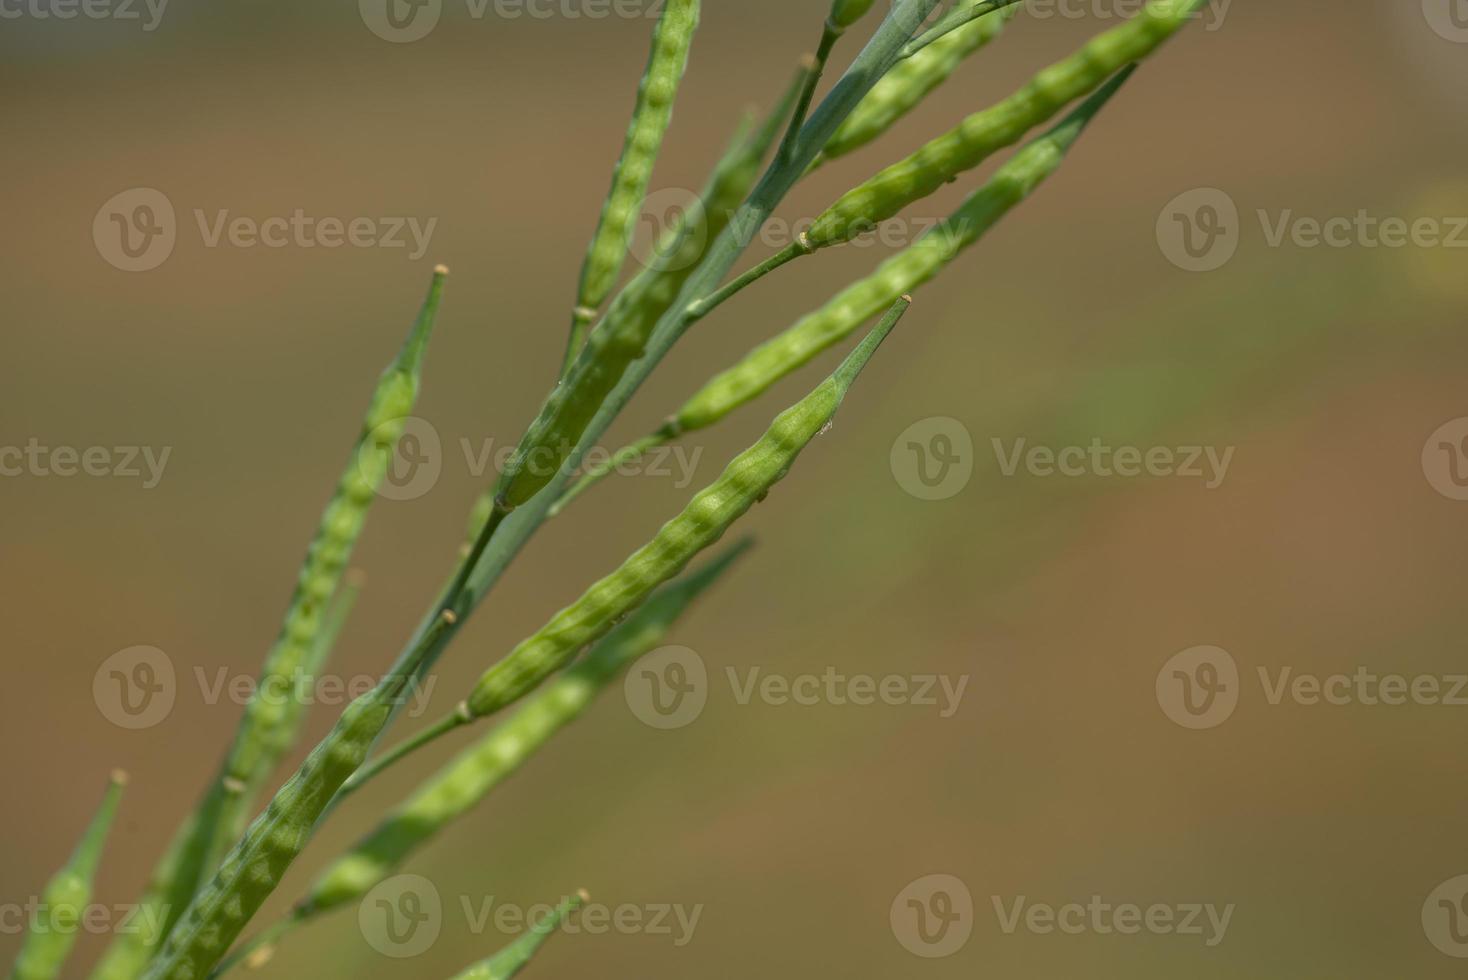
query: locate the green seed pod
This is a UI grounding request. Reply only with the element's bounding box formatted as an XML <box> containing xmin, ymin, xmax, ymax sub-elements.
<box><xmin>11</xmin><ymin>772</ymin><xmax>126</xmax><ymax>980</ymax></box>
<box><xmin>821</xmin><ymin>0</ymin><xmax>1010</xmax><ymax>164</ymax></box>
<box><xmin>806</xmin><ymin>0</ymin><xmax>1197</xmax><ymax>248</ymax></box>
<box><xmin>680</xmin><ymin>69</ymin><xmax>1132</xmax><ymax>431</ymax></box>
<box><xmin>469</xmin><ymin>298</ymin><xmax>909</xmax><ymax>719</ymax></box>
<box><xmin>448</xmin><ymin>892</ymin><xmax>586</xmax><ymax>980</ymax></box>
<box><xmin>139</xmin><ymin>632</ymin><xmax>445</xmax><ymax>980</ymax></box>
<box><xmin>557</xmin><ymin>68</ymin><xmax>1132</xmax><ymax>510</ymax></box>
<box><xmin>573</xmin><ymin>0</ymin><xmax>701</xmax><ymax>326</ymax></box>
<box><xmin>189</xmin><ymin>266</ymin><xmax>447</xmax><ymax>888</ymax></box>
<box><xmin>828</xmin><ymin>0</ymin><xmax>877</xmax><ymax>30</ymax></box>
<box><xmin>303</xmin><ymin>542</ymin><xmax>749</xmax><ymax>914</ymax></box>
<box><xmin>496</xmin><ymin>74</ymin><xmax>787</xmax><ymax>514</ymax></box>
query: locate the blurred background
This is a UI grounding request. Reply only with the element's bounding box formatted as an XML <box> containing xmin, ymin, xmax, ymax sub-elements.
<box><xmin>4</xmin><ymin>1</ymin><xmax>1467</xmax><ymax>976</ymax></box>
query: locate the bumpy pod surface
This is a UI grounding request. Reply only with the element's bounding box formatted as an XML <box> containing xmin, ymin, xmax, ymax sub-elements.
<box><xmin>12</xmin><ymin>773</ymin><xmax>125</xmax><ymax>980</ymax></box>
<box><xmin>173</xmin><ymin>268</ymin><xmax>446</xmax><ymax>910</ymax></box>
<box><xmin>469</xmin><ymin>302</ymin><xmax>907</xmax><ymax>719</ymax></box>
<box><xmin>305</xmin><ymin>543</ymin><xmax>748</xmax><ymax>914</ymax></box>
<box><xmin>448</xmin><ymin>893</ymin><xmax>584</xmax><ymax>980</ymax></box>
<box><xmin>678</xmin><ymin>71</ymin><xmax>1129</xmax><ymax>433</ymax></box>
<box><xmin>829</xmin><ymin>0</ymin><xmax>877</xmax><ymax>29</ymax></box>
<box><xmin>575</xmin><ymin>0</ymin><xmax>701</xmax><ymax>315</ymax></box>
<box><xmin>822</xmin><ymin>0</ymin><xmax>1009</xmax><ymax>163</ymax></box>
<box><xmin>139</xmin><ymin>648</ymin><xmax>435</xmax><ymax>980</ymax></box>
<box><xmin>495</xmin><ymin>96</ymin><xmax>773</xmax><ymax>513</ymax></box>
<box><xmin>806</xmin><ymin>0</ymin><xmax>1197</xmax><ymax>247</ymax></box>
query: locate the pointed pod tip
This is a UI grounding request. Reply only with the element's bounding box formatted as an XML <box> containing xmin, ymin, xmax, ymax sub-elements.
<box><xmin>575</xmin><ymin>888</ymin><xmax>591</xmax><ymax>904</ymax></box>
<box><xmin>433</xmin><ymin>263</ymin><xmax>450</xmax><ymax>276</ymax></box>
<box><xmin>109</xmin><ymin>768</ymin><xmax>130</xmax><ymax>787</ymax></box>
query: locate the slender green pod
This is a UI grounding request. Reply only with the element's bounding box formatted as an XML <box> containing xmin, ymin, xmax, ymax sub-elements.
<box><xmin>191</xmin><ymin>266</ymin><xmax>448</xmax><ymax>887</ymax></box>
<box><xmin>561</xmin><ymin>69</ymin><xmax>1133</xmax><ymax>507</ymax></box>
<box><xmin>11</xmin><ymin>772</ymin><xmax>127</xmax><ymax>980</ymax></box>
<box><xmin>820</xmin><ymin>0</ymin><xmax>1011</xmax><ymax>165</ymax></box>
<box><xmin>138</xmin><ymin>622</ymin><xmax>449</xmax><ymax>980</ymax></box>
<box><xmin>566</xmin><ymin>0</ymin><xmax>702</xmax><ymax>369</ymax></box>
<box><xmin>447</xmin><ymin>892</ymin><xmax>585</xmax><ymax>980</ymax></box>
<box><xmin>806</xmin><ymin>0</ymin><xmax>1197</xmax><ymax>248</ymax></box>
<box><xmin>468</xmin><ymin>298</ymin><xmax>909</xmax><ymax>721</ymax></box>
<box><xmin>496</xmin><ymin>64</ymin><xmax>789</xmax><ymax>516</ymax></box>
<box><xmin>305</xmin><ymin>542</ymin><xmax>749</xmax><ymax>915</ymax></box>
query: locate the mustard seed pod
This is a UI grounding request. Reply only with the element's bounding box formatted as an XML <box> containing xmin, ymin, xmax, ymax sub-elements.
<box><xmin>11</xmin><ymin>772</ymin><xmax>127</xmax><ymax>980</ymax></box>
<box><xmin>806</xmin><ymin>0</ymin><xmax>1198</xmax><ymax>248</ymax></box>
<box><xmin>496</xmin><ymin>71</ymin><xmax>790</xmax><ymax>515</ymax></box>
<box><xmin>467</xmin><ymin>299</ymin><xmax>909</xmax><ymax>721</ymax></box>
<box><xmin>303</xmin><ymin>542</ymin><xmax>749</xmax><ymax>915</ymax></box>
<box><xmin>821</xmin><ymin>0</ymin><xmax>1012</xmax><ymax>164</ymax></box>
<box><xmin>560</xmin><ymin>68</ymin><xmax>1133</xmax><ymax>507</ymax></box>
<box><xmin>193</xmin><ymin>266</ymin><xmax>448</xmax><ymax>882</ymax></box>
<box><xmin>566</xmin><ymin>0</ymin><xmax>702</xmax><ymax>368</ymax></box>
<box><xmin>136</xmin><ymin>631</ymin><xmax>450</xmax><ymax>979</ymax></box>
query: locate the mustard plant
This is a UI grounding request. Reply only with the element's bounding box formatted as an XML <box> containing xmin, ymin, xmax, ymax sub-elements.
<box><xmin>8</xmin><ymin>3</ymin><xmax>1209</xmax><ymax>978</ymax></box>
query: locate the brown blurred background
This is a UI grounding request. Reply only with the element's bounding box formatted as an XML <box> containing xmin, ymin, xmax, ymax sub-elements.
<box><xmin>4</xmin><ymin>1</ymin><xmax>1468</xmax><ymax>976</ymax></box>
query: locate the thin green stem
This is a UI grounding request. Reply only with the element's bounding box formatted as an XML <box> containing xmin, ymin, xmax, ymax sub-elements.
<box><xmin>684</xmin><ymin>238</ymin><xmax>812</xmax><ymax>324</ymax></box>
<box><xmin>336</xmin><ymin>704</ymin><xmax>473</xmax><ymax>799</ymax></box>
<box><xmin>777</xmin><ymin>26</ymin><xmax>841</xmax><ymax>165</ymax></box>
<box><xmin>899</xmin><ymin>0</ymin><xmax>1025</xmax><ymax>59</ymax></box>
